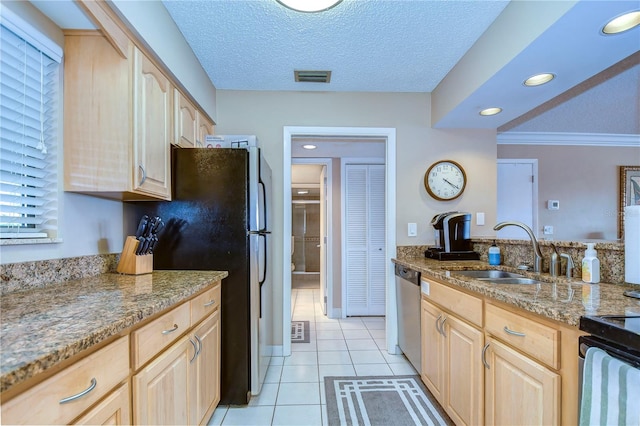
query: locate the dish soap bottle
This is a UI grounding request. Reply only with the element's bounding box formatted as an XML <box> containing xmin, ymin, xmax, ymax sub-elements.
<box><xmin>581</xmin><ymin>243</ymin><xmax>600</xmax><ymax>283</ymax></box>
<box><xmin>488</xmin><ymin>240</ymin><xmax>501</xmax><ymax>265</ymax></box>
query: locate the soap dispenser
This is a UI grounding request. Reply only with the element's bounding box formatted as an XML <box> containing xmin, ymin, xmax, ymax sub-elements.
<box><xmin>488</xmin><ymin>240</ymin><xmax>501</xmax><ymax>265</ymax></box>
<box><xmin>581</xmin><ymin>243</ymin><xmax>600</xmax><ymax>283</ymax></box>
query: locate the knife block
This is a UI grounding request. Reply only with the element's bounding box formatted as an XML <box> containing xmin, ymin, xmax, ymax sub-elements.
<box><xmin>117</xmin><ymin>236</ymin><xmax>153</xmax><ymax>275</ymax></box>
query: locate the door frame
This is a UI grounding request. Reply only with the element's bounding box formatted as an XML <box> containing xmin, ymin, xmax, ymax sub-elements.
<box><xmin>292</xmin><ymin>157</ymin><xmax>333</xmax><ymax>318</ymax></box>
<box><xmin>341</xmin><ymin>158</ymin><xmax>385</xmax><ymax>318</ymax></box>
<box><xmin>283</xmin><ymin>127</ymin><xmax>397</xmax><ymax>357</ymax></box>
<box><xmin>497</xmin><ymin>158</ymin><xmax>539</xmax><ymax>237</ymax></box>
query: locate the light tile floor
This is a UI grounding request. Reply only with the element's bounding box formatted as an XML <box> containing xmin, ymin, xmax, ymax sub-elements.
<box><xmin>208</xmin><ymin>288</ymin><xmax>418</xmax><ymax>425</ymax></box>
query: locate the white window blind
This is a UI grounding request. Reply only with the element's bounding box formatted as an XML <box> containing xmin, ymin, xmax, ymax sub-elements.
<box><xmin>0</xmin><ymin>22</ymin><xmax>60</xmax><ymax>239</ymax></box>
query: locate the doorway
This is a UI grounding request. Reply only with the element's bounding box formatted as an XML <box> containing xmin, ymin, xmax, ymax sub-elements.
<box><xmin>282</xmin><ymin>127</ymin><xmax>397</xmax><ymax>358</ymax></box>
<box><xmin>497</xmin><ymin>159</ymin><xmax>539</xmax><ymax>238</ymax></box>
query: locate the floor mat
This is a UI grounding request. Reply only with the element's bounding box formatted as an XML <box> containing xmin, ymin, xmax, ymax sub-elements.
<box><xmin>324</xmin><ymin>375</ymin><xmax>453</xmax><ymax>425</ymax></box>
<box><xmin>291</xmin><ymin>320</ymin><xmax>310</xmax><ymax>343</ymax></box>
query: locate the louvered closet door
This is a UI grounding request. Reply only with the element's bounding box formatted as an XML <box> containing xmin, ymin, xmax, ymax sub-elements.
<box><xmin>345</xmin><ymin>164</ymin><xmax>386</xmax><ymax>316</ymax></box>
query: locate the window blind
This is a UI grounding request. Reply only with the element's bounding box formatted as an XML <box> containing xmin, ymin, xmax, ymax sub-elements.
<box><xmin>0</xmin><ymin>23</ymin><xmax>60</xmax><ymax>239</ymax></box>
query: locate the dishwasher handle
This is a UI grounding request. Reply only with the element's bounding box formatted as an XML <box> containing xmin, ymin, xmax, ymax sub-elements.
<box><xmin>394</xmin><ymin>264</ymin><xmax>421</xmax><ymax>285</ymax></box>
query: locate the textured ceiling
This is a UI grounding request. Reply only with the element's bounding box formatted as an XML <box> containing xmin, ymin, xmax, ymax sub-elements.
<box><xmin>161</xmin><ymin>0</ymin><xmax>509</xmax><ymax>92</ymax></box>
<box><xmin>29</xmin><ymin>0</ymin><xmax>640</xmax><ymax>135</ymax></box>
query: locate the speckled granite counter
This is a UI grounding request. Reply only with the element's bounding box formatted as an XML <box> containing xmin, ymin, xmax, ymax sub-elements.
<box><xmin>393</xmin><ymin>256</ymin><xmax>640</xmax><ymax>327</ymax></box>
<box><xmin>0</xmin><ymin>270</ymin><xmax>228</xmax><ymax>394</ymax></box>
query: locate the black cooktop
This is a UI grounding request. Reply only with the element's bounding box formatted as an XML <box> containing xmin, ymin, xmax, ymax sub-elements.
<box><xmin>579</xmin><ymin>315</ymin><xmax>640</xmax><ymax>353</ymax></box>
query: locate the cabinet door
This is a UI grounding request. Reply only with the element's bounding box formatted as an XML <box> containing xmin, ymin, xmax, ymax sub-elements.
<box><xmin>175</xmin><ymin>89</ymin><xmax>197</xmax><ymax>148</ymax></box>
<box><xmin>443</xmin><ymin>314</ymin><xmax>484</xmax><ymax>426</ymax></box>
<box><xmin>191</xmin><ymin>310</ymin><xmax>221</xmax><ymax>425</ymax></box>
<box><xmin>485</xmin><ymin>337</ymin><xmax>560</xmax><ymax>426</ymax></box>
<box><xmin>74</xmin><ymin>383</ymin><xmax>131</xmax><ymax>425</ymax></box>
<box><xmin>421</xmin><ymin>298</ymin><xmax>444</xmax><ymax>401</ymax></box>
<box><xmin>132</xmin><ymin>48</ymin><xmax>171</xmax><ymax>199</ymax></box>
<box><xmin>133</xmin><ymin>335</ymin><xmax>193</xmax><ymax>425</ymax></box>
<box><xmin>197</xmin><ymin>111</ymin><xmax>214</xmax><ymax>148</ymax></box>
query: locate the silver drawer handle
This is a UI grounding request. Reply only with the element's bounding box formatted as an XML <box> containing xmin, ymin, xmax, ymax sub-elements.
<box><xmin>195</xmin><ymin>334</ymin><xmax>203</xmax><ymax>358</ymax></box>
<box><xmin>439</xmin><ymin>317</ymin><xmax>447</xmax><ymax>338</ymax></box>
<box><xmin>59</xmin><ymin>378</ymin><xmax>97</xmax><ymax>404</ymax></box>
<box><xmin>481</xmin><ymin>343</ymin><xmax>490</xmax><ymax>369</ymax></box>
<box><xmin>189</xmin><ymin>338</ymin><xmax>198</xmax><ymax>363</ymax></box>
<box><xmin>435</xmin><ymin>314</ymin><xmax>443</xmax><ymax>335</ymax></box>
<box><xmin>204</xmin><ymin>300</ymin><xmax>216</xmax><ymax>307</ymax></box>
<box><xmin>503</xmin><ymin>326</ymin><xmax>526</xmax><ymax>337</ymax></box>
<box><xmin>138</xmin><ymin>165</ymin><xmax>147</xmax><ymax>186</ymax></box>
<box><xmin>162</xmin><ymin>324</ymin><xmax>179</xmax><ymax>334</ymax></box>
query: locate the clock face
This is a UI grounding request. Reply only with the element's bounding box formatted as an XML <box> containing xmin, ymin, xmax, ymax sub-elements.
<box><xmin>424</xmin><ymin>160</ymin><xmax>467</xmax><ymax>201</ymax></box>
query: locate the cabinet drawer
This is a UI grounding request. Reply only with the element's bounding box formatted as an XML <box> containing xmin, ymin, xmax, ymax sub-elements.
<box><xmin>422</xmin><ymin>278</ymin><xmax>483</xmax><ymax>327</ymax></box>
<box><xmin>132</xmin><ymin>302</ymin><xmax>190</xmax><ymax>369</ymax></box>
<box><xmin>191</xmin><ymin>281</ymin><xmax>221</xmax><ymax>326</ymax></box>
<box><xmin>485</xmin><ymin>303</ymin><xmax>560</xmax><ymax>369</ymax></box>
<box><xmin>1</xmin><ymin>336</ymin><xmax>129</xmax><ymax>425</ymax></box>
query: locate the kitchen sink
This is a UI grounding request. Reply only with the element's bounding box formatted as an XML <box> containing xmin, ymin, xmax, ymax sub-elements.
<box><xmin>452</xmin><ymin>270</ymin><xmax>541</xmax><ymax>285</ymax></box>
<box><xmin>454</xmin><ymin>270</ymin><xmax>525</xmax><ymax>279</ymax></box>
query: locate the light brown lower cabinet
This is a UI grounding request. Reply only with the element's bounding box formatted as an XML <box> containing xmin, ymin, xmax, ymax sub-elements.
<box><xmin>73</xmin><ymin>383</ymin><xmax>131</xmax><ymax>425</ymax></box>
<box><xmin>484</xmin><ymin>337</ymin><xmax>560</xmax><ymax>425</ymax></box>
<box><xmin>133</xmin><ymin>310</ymin><xmax>221</xmax><ymax>425</ymax></box>
<box><xmin>1</xmin><ymin>336</ymin><xmax>129</xmax><ymax>425</ymax></box>
<box><xmin>421</xmin><ymin>297</ymin><xmax>484</xmax><ymax>426</ymax></box>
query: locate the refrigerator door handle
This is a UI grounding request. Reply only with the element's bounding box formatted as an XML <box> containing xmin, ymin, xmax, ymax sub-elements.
<box><xmin>259</xmin><ymin>232</ymin><xmax>267</xmax><ymax>287</ymax></box>
<box><xmin>258</xmin><ymin>180</ymin><xmax>268</xmax><ymax>233</ymax></box>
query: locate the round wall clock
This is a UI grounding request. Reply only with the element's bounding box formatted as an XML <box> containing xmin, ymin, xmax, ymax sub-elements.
<box><xmin>424</xmin><ymin>160</ymin><xmax>467</xmax><ymax>201</ymax></box>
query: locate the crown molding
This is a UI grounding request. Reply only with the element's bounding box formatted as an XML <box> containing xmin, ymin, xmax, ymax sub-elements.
<box><xmin>497</xmin><ymin>132</ymin><xmax>640</xmax><ymax>147</ymax></box>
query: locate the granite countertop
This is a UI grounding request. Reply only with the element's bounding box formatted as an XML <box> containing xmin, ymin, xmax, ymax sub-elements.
<box><xmin>0</xmin><ymin>270</ymin><xmax>228</xmax><ymax>394</ymax></box>
<box><xmin>393</xmin><ymin>256</ymin><xmax>640</xmax><ymax>327</ymax></box>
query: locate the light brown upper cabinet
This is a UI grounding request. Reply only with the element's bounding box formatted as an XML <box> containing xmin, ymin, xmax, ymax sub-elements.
<box><xmin>174</xmin><ymin>89</ymin><xmax>198</xmax><ymax>148</ymax></box>
<box><xmin>64</xmin><ymin>31</ymin><xmax>171</xmax><ymax>201</ymax></box>
<box><xmin>197</xmin><ymin>111</ymin><xmax>215</xmax><ymax>148</ymax></box>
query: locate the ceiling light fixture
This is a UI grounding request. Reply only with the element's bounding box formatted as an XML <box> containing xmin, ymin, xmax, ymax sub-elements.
<box><xmin>524</xmin><ymin>73</ymin><xmax>555</xmax><ymax>87</ymax></box>
<box><xmin>297</xmin><ymin>190</ymin><xmax>309</xmax><ymax>195</ymax></box>
<box><xmin>602</xmin><ymin>10</ymin><xmax>640</xmax><ymax>34</ymax></box>
<box><xmin>276</xmin><ymin>0</ymin><xmax>342</xmax><ymax>13</ymax></box>
<box><xmin>302</xmin><ymin>144</ymin><xmax>317</xmax><ymax>150</ymax></box>
<box><xmin>479</xmin><ymin>107</ymin><xmax>502</xmax><ymax>116</ymax></box>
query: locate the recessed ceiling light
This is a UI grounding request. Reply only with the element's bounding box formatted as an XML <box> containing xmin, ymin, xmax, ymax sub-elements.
<box><xmin>479</xmin><ymin>107</ymin><xmax>502</xmax><ymax>116</ymax></box>
<box><xmin>602</xmin><ymin>11</ymin><xmax>640</xmax><ymax>34</ymax></box>
<box><xmin>297</xmin><ymin>190</ymin><xmax>309</xmax><ymax>195</ymax></box>
<box><xmin>302</xmin><ymin>144</ymin><xmax>317</xmax><ymax>150</ymax></box>
<box><xmin>524</xmin><ymin>73</ymin><xmax>555</xmax><ymax>87</ymax></box>
<box><xmin>276</xmin><ymin>0</ymin><xmax>342</xmax><ymax>13</ymax></box>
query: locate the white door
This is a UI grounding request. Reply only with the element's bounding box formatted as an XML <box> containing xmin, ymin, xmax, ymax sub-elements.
<box><xmin>320</xmin><ymin>166</ymin><xmax>328</xmax><ymax>315</ymax></box>
<box><xmin>344</xmin><ymin>164</ymin><xmax>386</xmax><ymax>316</ymax></box>
<box><xmin>497</xmin><ymin>160</ymin><xmax>538</xmax><ymax>239</ymax></box>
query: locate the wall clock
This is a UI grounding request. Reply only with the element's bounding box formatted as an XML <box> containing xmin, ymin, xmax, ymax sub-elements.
<box><xmin>424</xmin><ymin>160</ymin><xmax>467</xmax><ymax>201</ymax></box>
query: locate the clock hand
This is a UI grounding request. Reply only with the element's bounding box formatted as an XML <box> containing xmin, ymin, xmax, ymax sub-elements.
<box><xmin>443</xmin><ymin>178</ymin><xmax>460</xmax><ymax>190</ymax></box>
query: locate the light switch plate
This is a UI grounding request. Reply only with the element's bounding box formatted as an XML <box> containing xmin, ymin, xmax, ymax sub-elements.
<box><xmin>408</xmin><ymin>222</ymin><xmax>417</xmax><ymax>237</ymax></box>
<box><xmin>476</xmin><ymin>212</ymin><xmax>485</xmax><ymax>226</ymax></box>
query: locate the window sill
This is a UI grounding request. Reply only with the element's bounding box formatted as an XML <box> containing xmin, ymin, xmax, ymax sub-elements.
<box><xmin>0</xmin><ymin>238</ymin><xmax>63</xmax><ymax>246</ymax></box>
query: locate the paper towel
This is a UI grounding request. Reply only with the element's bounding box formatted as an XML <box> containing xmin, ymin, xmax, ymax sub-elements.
<box><xmin>625</xmin><ymin>205</ymin><xmax>640</xmax><ymax>284</ymax></box>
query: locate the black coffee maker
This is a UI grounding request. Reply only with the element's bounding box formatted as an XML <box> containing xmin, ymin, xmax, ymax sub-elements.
<box><xmin>425</xmin><ymin>211</ymin><xmax>479</xmax><ymax>260</ymax></box>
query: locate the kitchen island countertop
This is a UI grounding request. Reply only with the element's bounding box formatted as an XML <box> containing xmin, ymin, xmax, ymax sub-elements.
<box><xmin>393</xmin><ymin>256</ymin><xmax>640</xmax><ymax>327</ymax></box>
<box><xmin>0</xmin><ymin>270</ymin><xmax>228</xmax><ymax>394</ymax></box>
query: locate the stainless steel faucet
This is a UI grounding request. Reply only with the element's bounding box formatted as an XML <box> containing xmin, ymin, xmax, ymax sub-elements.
<box><xmin>560</xmin><ymin>253</ymin><xmax>575</xmax><ymax>279</ymax></box>
<box><xmin>493</xmin><ymin>221</ymin><xmax>543</xmax><ymax>273</ymax></box>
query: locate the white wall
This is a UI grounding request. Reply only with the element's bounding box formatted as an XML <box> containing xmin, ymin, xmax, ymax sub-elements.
<box><xmin>215</xmin><ymin>90</ymin><xmax>498</xmax><ymax>345</ymax></box>
<box><xmin>0</xmin><ymin>1</ymin><xmax>124</xmax><ymax>264</ymax></box>
<box><xmin>498</xmin><ymin>143</ymin><xmax>640</xmax><ymax>241</ymax></box>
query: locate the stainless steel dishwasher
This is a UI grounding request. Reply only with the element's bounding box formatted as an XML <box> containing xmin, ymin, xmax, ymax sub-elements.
<box><xmin>395</xmin><ymin>263</ymin><xmax>421</xmax><ymax>373</ymax></box>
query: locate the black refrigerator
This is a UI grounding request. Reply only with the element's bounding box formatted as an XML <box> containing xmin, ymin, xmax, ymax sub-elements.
<box><xmin>124</xmin><ymin>145</ymin><xmax>272</xmax><ymax>405</ymax></box>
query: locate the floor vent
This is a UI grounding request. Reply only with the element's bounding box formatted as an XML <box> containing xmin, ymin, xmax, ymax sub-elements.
<box><xmin>295</xmin><ymin>70</ymin><xmax>332</xmax><ymax>83</ymax></box>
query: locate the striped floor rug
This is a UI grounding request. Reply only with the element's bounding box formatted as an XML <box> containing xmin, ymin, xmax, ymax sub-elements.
<box><xmin>291</xmin><ymin>320</ymin><xmax>310</xmax><ymax>343</ymax></box>
<box><xmin>325</xmin><ymin>375</ymin><xmax>453</xmax><ymax>425</ymax></box>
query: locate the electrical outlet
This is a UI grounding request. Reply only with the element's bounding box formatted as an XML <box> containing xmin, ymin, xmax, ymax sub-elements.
<box><xmin>543</xmin><ymin>225</ymin><xmax>554</xmax><ymax>235</ymax></box>
<box><xmin>408</xmin><ymin>223</ymin><xmax>417</xmax><ymax>237</ymax></box>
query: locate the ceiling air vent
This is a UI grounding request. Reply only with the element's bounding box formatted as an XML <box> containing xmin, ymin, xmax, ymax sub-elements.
<box><xmin>294</xmin><ymin>70</ymin><xmax>332</xmax><ymax>83</ymax></box>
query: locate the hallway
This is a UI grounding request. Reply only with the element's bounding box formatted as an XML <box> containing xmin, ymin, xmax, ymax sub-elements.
<box><xmin>208</xmin><ymin>288</ymin><xmax>416</xmax><ymax>425</ymax></box>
